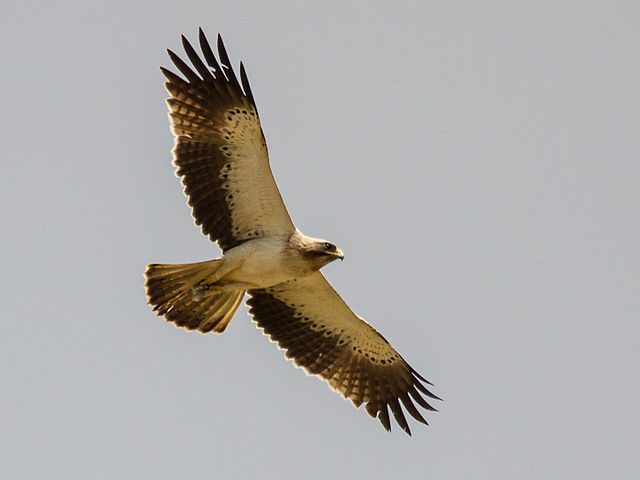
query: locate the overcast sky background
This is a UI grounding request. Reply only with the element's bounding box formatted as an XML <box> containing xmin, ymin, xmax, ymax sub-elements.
<box><xmin>2</xmin><ymin>1</ymin><xmax>639</xmax><ymax>478</ymax></box>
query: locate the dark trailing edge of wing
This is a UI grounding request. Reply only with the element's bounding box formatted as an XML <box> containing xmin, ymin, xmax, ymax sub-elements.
<box><xmin>246</xmin><ymin>289</ymin><xmax>441</xmax><ymax>436</ymax></box>
<box><xmin>161</xmin><ymin>29</ymin><xmax>262</xmax><ymax>251</ymax></box>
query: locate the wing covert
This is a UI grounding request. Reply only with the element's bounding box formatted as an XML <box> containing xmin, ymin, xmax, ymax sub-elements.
<box><xmin>162</xmin><ymin>30</ymin><xmax>295</xmax><ymax>251</ymax></box>
<box><xmin>246</xmin><ymin>272</ymin><xmax>440</xmax><ymax>435</ymax></box>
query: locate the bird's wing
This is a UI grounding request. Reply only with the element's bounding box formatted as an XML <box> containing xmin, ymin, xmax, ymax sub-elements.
<box><xmin>162</xmin><ymin>30</ymin><xmax>295</xmax><ymax>251</ymax></box>
<box><xmin>247</xmin><ymin>272</ymin><xmax>440</xmax><ymax>435</ymax></box>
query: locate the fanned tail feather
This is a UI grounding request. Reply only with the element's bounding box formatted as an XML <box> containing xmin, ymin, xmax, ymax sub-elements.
<box><xmin>144</xmin><ymin>260</ymin><xmax>244</xmax><ymax>334</ymax></box>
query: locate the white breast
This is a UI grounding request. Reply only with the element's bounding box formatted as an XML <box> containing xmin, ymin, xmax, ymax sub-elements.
<box><xmin>222</xmin><ymin>236</ymin><xmax>307</xmax><ymax>289</ymax></box>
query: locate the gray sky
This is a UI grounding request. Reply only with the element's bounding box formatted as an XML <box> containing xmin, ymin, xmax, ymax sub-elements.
<box><xmin>3</xmin><ymin>1</ymin><xmax>639</xmax><ymax>478</ymax></box>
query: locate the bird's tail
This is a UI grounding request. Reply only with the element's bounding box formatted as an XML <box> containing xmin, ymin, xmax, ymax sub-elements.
<box><xmin>144</xmin><ymin>260</ymin><xmax>245</xmax><ymax>334</ymax></box>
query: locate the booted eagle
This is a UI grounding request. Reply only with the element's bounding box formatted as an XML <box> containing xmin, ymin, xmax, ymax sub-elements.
<box><xmin>145</xmin><ymin>29</ymin><xmax>441</xmax><ymax>435</ymax></box>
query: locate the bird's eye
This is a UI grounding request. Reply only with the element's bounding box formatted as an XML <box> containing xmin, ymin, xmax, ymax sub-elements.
<box><xmin>324</xmin><ymin>242</ymin><xmax>334</xmax><ymax>251</ymax></box>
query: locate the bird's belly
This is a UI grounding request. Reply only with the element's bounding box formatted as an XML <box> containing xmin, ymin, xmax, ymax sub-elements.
<box><xmin>220</xmin><ymin>238</ymin><xmax>308</xmax><ymax>289</ymax></box>
<box><xmin>225</xmin><ymin>259</ymin><xmax>293</xmax><ymax>288</ymax></box>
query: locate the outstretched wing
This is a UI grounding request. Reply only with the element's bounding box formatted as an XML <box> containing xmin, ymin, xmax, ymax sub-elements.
<box><xmin>162</xmin><ymin>30</ymin><xmax>295</xmax><ymax>251</ymax></box>
<box><xmin>247</xmin><ymin>272</ymin><xmax>441</xmax><ymax>435</ymax></box>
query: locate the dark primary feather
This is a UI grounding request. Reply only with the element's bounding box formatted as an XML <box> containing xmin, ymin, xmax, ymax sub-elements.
<box><xmin>161</xmin><ymin>30</ymin><xmax>290</xmax><ymax>251</ymax></box>
<box><xmin>167</xmin><ymin>49</ymin><xmax>201</xmax><ymax>83</ymax></box>
<box><xmin>239</xmin><ymin>62</ymin><xmax>257</xmax><ymax>111</ymax></box>
<box><xmin>198</xmin><ymin>28</ymin><xmax>223</xmax><ymax>75</ymax></box>
<box><xmin>181</xmin><ymin>35</ymin><xmax>215</xmax><ymax>81</ymax></box>
<box><xmin>217</xmin><ymin>34</ymin><xmax>241</xmax><ymax>89</ymax></box>
<box><xmin>246</xmin><ymin>274</ymin><xmax>441</xmax><ymax>436</ymax></box>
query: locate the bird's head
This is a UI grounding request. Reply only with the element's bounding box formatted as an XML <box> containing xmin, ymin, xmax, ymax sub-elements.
<box><xmin>292</xmin><ymin>232</ymin><xmax>344</xmax><ymax>268</ymax></box>
<box><xmin>314</xmin><ymin>240</ymin><xmax>345</xmax><ymax>262</ymax></box>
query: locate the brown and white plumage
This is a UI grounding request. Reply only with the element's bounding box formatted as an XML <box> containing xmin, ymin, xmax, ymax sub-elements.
<box><xmin>145</xmin><ymin>29</ymin><xmax>441</xmax><ymax>435</ymax></box>
<box><xmin>248</xmin><ymin>273</ymin><xmax>440</xmax><ymax>434</ymax></box>
<box><xmin>164</xmin><ymin>30</ymin><xmax>294</xmax><ymax>251</ymax></box>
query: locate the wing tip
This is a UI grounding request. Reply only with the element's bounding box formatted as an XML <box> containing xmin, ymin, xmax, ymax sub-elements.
<box><xmin>166</xmin><ymin>29</ymin><xmax>258</xmax><ymax>113</ymax></box>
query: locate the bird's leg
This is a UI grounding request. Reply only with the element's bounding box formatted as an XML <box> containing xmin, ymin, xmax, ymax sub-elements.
<box><xmin>190</xmin><ymin>280</ymin><xmax>221</xmax><ymax>301</ymax></box>
<box><xmin>191</xmin><ymin>255</ymin><xmax>242</xmax><ymax>295</ymax></box>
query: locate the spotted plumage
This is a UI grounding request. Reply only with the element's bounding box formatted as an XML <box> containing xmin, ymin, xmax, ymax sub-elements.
<box><xmin>144</xmin><ymin>29</ymin><xmax>441</xmax><ymax>435</ymax></box>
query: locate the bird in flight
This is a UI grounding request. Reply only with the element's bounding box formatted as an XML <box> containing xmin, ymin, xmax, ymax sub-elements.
<box><xmin>145</xmin><ymin>29</ymin><xmax>441</xmax><ymax>435</ymax></box>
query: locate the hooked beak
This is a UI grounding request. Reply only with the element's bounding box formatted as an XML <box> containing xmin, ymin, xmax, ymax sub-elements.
<box><xmin>335</xmin><ymin>248</ymin><xmax>344</xmax><ymax>261</ymax></box>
